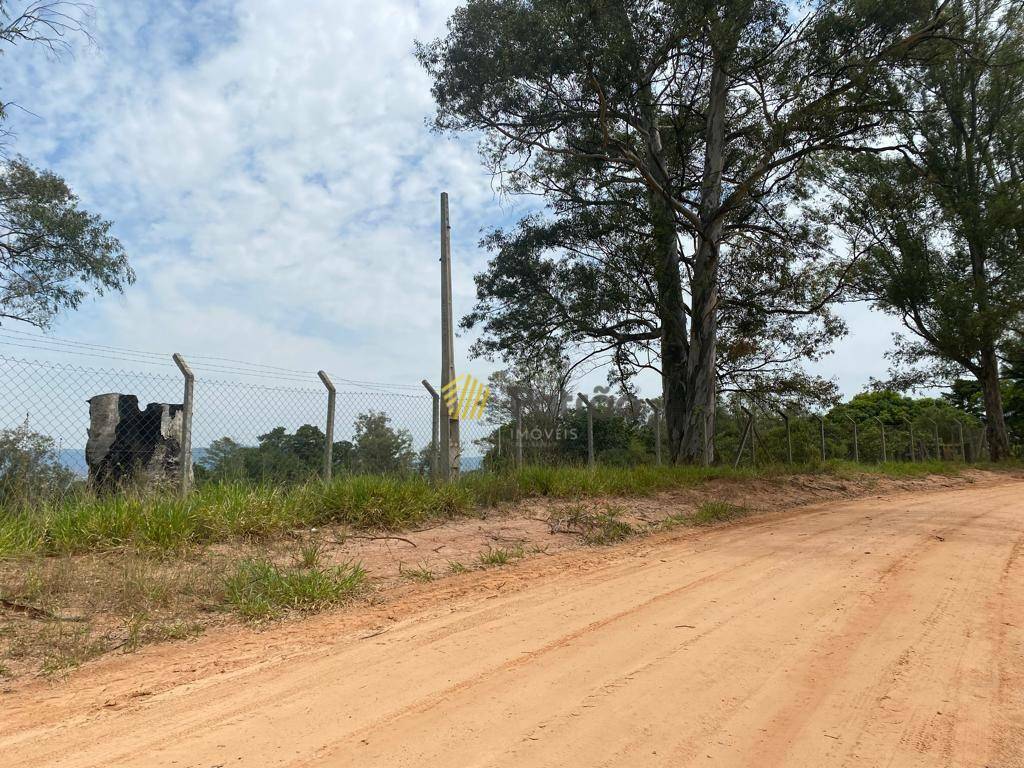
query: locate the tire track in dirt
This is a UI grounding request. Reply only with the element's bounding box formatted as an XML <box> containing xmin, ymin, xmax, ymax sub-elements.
<box><xmin>3</xmin><ymin>495</ymin><xmax>882</xmax><ymax>765</ymax></box>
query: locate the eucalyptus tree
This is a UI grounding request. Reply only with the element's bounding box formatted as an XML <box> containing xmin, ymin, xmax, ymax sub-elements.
<box><xmin>829</xmin><ymin>0</ymin><xmax>1024</xmax><ymax>460</ymax></box>
<box><xmin>464</xmin><ymin>189</ymin><xmax>845</xmax><ymax>413</ymax></box>
<box><xmin>419</xmin><ymin>0</ymin><xmax>947</xmax><ymax>462</ymax></box>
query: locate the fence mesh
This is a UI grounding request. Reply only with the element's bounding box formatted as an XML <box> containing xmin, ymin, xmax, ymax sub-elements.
<box><xmin>0</xmin><ymin>355</ymin><xmax>507</xmax><ymax>503</ymax></box>
<box><xmin>0</xmin><ymin>352</ymin><xmax>1015</xmax><ymax>508</ymax></box>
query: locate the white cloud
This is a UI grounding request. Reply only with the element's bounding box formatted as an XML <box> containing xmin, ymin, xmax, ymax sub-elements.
<box><xmin>3</xmin><ymin>0</ymin><xmax>907</xmax><ymax>421</ymax></box>
<box><xmin>6</xmin><ymin>0</ymin><xmax>513</xmax><ymax>387</ymax></box>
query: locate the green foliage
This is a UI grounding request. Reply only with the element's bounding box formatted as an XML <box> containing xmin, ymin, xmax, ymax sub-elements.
<box><xmin>560</xmin><ymin>405</ymin><xmax>650</xmax><ymax>465</ymax></box>
<box><xmin>479</xmin><ymin>369</ymin><xmax>660</xmax><ymax>469</ymax></box>
<box><xmin>296</xmin><ymin>538</ymin><xmax>326</xmax><ymax>570</ymax></box>
<box><xmin>0</xmin><ymin>158</ymin><xmax>133</xmax><ymax>328</ymax></box>
<box><xmin>0</xmin><ymin>460</ymin><xmax>983</xmax><ymax>559</ymax></box>
<box><xmin>945</xmin><ymin>337</ymin><xmax>1024</xmax><ymax>451</ymax></box>
<box><xmin>826</xmin><ymin>392</ymin><xmax>980</xmax><ymax>462</ymax></box>
<box><xmin>0</xmin><ymin>421</ymin><xmax>79</xmax><ymax>508</ymax></box>
<box><xmin>829</xmin><ymin>391</ymin><xmax>952</xmax><ymax>424</ymax></box>
<box><xmin>477</xmin><ymin>545</ymin><xmax>525</xmax><ymax>567</ymax></box>
<box><xmin>419</xmin><ymin>0</ymin><xmax>945</xmax><ymax>459</ymax></box>
<box><xmin>197</xmin><ymin>427</ymin><xmax>346</xmax><ymax>483</ymax></box>
<box><xmin>197</xmin><ymin>412</ymin><xmax>415</xmax><ymax>484</ymax></box>
<box><xmin>827</xmin><ymin>1</ymin><xmax>1024</xmax><ymax>459</ymax></box>
<box><xmin>351</xmin><ymin>411</ymin><xmax>414</xmax><ymax>474</ymax></box>
<box><xmin>553</xmin><ymin>505</ymin><xmax>636</xmax><ymax>545</ymax></box>
<box><xmin>223</xmin><ymin>557</ymin><xmax>366</xmax><ymax>621</ymax></box>
<box><xmin>710</xmin><ymin>392</ymin><xmax>983</xmax><ymax>467</ymax></box>
<box><xmin>690</xmin><ymin>501</ymin><xmax>749</xmax><ymax>526</ymax></box>
<box><xmin>399</xmin><ymin>563</ymin><xmax>435</xmax><ymax>582</ymax></box>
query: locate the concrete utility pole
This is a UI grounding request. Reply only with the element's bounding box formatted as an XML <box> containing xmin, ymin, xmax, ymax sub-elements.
<box><xmin>440</xmin><ymin>192</ymin><xmax>460</xmax><ymax>480</ymax></box>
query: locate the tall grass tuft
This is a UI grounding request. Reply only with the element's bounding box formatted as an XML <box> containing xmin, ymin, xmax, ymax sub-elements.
<box><xmin>223</xmin><ymin>557</ymin><xmax>366</xmax><ymax>621</ymax></box>
<box><xmin>690</xmin><ymin>500</ymin><xmax>749</xmax><ymax>526</ymax></box>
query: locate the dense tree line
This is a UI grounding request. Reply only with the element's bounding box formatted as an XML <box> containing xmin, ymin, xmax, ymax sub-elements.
<box><xmin>420</xmin><ymin>0</ymin><xmax>1023</xmax><ymax>462</ymax></box>
<box><xmin>476</xmin><ymin>366</ymin><xmax>987</xmax><ymax>467</ymax></box>
<box><xmin>197</xmin><ymin>411</ymin><xmax>418</xmax><ymax>483</ymax></box>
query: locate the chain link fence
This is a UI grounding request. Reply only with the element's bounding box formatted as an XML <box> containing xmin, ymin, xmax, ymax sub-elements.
<box><xmin>711</xmin><ymin>406</ymin><xmax>992</xmax><ymax>467</ymax></box>
<box><xmin>0</xmin><ymin>352</ymin><xmax>1015</xmax><ymax>508</ymax></box>
<box><xmin>0</xmin><ymin>354</ymin><xmax>501</xmax><ymax>506</ymax></box>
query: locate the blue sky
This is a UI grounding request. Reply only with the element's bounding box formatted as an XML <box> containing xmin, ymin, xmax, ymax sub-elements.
<box><xmin>3</xmin><ymin>0</ymin><xmax>902</xmax><ymax>400</ymax></box>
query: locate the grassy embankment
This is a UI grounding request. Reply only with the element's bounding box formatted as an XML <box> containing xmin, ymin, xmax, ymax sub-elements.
<box><xmin>0</xmin><ymin>460</ymin><xmax>1004</xmax><ymax>676</ymax></box>
<box><xmin>0</xmin><ymin>459</ymin><xmax>967</xmax><ymax>558</ymax></box>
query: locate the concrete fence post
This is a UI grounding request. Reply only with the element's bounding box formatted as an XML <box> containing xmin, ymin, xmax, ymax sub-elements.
<box><xmin>846</xmin><ymin>416</ymin><xmax>859</xmax><ymax>463</ymax></box>
<box><xmin>955</xmin><ymin>419</ymin><xmax>966</xmax><ymax>462</ymax></box>
<box><xmin>172</xmin><ymin>353</ymin><xmax>194</xmax><ymax>496</ymax></box>
<box><xmin>317</xmin><ymin>371</ymin><xmax>337</xmax><ymax>481</ymax></box>
<box><xmin>925</xmin><ymin>418</ymin><xmax>940</xmax><ymax>460</ymax></box>
<box><xmin>578</xmin><ymin>393</ymin><xmax>595</xmax><ymax>469</ymax></box>
<box><xmin>646</xmin><ymin>399</ymin><xmax>662</xmax><ymax>466</ymax></box>
<box><xmin>735</xmin><ymin>408</ymin><xmax>754</xmax><ymax>469</ymax></box>
<box><xmin>781</xmin><ymin>411</ymin><xmax>793</xmax><ymax>465</ymax></box>
<box><xmin>512</xmin><ymin>393</ymin><xmax>524</xmax><ymax>469</ymax></box>
<box><xmin>421</xmin><ymin>380</ymin><xmax>440</xmax><ymax>479</ymax></box>
<box><xmin>874</xmin><ymin>417</ymin><xmax>887</xmax><ymax>463</ymax></box>
<box><xmin>904</xmin><ymin>419</ymin><xmax>915</xmax><ymax>462</ymax></box>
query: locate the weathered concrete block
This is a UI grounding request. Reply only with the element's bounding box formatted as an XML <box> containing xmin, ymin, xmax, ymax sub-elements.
<box><xmin>86</xmin><ymin>393</ymin><xmax>191</xmax><ymax>490</ymax></box>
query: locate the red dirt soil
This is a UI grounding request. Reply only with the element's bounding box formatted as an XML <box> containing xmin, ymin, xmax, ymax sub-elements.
<box><xmin>2</xmin><ymin>476</ymin><xmax>1023</xmax><ymax>767</ymax></box>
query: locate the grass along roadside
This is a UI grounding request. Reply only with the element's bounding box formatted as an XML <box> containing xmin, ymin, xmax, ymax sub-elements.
<box><xmin>0</xmin><ymin>462</ymin><xmax>1014</xmax><ymax>679</ymax></box>
<box><xmin>0</xmin><ymin>460</ymin><xmax>971</xmax><ymax>558</ymax></box>
<box><xmin>223</xmin><ymin>556</ymin><xmax>366</xmax><ymax>621</ymax></box>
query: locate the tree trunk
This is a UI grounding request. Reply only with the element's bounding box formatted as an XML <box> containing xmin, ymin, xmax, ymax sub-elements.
<box><xmin>680</xmin><ymin>60</ymin><xmax>728</xmax><ymax>463</ymax></box>
<box><xmin>959</xmin><ymin>116</ymin><xmax>1011</xmax><ymax>462</ymax></box>
<box><xmin>653</xmin><ymin>198</ymin><xmax>688</xmax><ymax>463</ymax></box>
<box><xmin>964</xmin><ymin>215</ymin><xmax>1011</xmax><ymax>461</ymax></box>
<box><xmin>636</xmin><ymin>82</ymin><xmax>689</xmax><ymax>463</ymax></box>
<box><xmin>979</xmin><ymin>346</ymin><xmax>1011</xmax><ymax>461</ymax></box>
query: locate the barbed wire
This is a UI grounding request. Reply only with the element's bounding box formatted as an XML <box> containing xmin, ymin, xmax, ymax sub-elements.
<box><xmin>0</xmin><ymin>327</ymin><xmax>424</xmax><ymax>391</ymax></box>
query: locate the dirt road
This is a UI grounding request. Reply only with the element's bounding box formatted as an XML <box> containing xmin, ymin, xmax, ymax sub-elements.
<box><xmin>3</xmin><ymin>479</ymin><xmax>1023</xmax><ymax>767</ymax></box>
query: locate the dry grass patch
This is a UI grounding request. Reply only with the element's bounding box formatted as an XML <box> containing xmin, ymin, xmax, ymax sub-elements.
<box><xmin>0</xmin><ymin>550</ymin><xmax>228</xmax><ymax>677</ymax></box>
<box><xmin>548</xmin><ymin>504</ymin><xmax>638</xmax><ymax>545</ymax></box>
